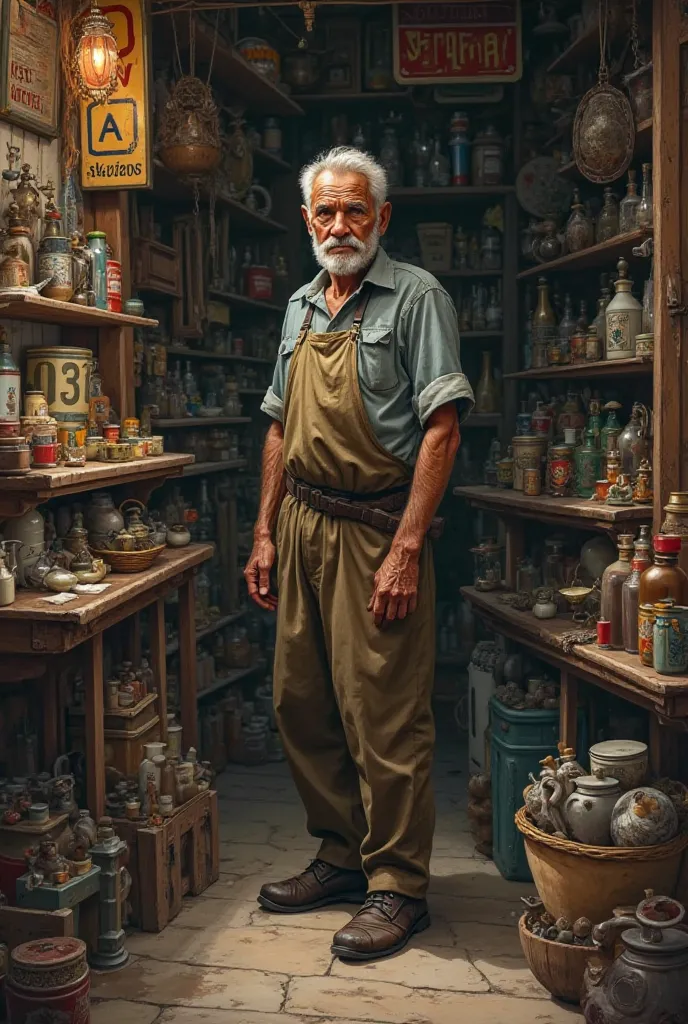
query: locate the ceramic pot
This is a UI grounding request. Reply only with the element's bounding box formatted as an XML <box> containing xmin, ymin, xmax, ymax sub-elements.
<box><xmin>565</xmin><ymin>775</ymin><xmax>621</xmax><ymax>846</ymax></box>
<box><xmin>611</xmin><ymin>787</ymin><xmax>679</xmax><ymax>847</ymax></box>
<box><xmin>23</xmin><ymin>390</ymin><xmax>49</xmax><ymax>418</ymax></box>
<box><xmin>533</xmin><ymin>588</ymin><xmax>557</xmax><ymax>619</ymax></box>
<box><xmin>589</xmin><ymin>740</ymin><xmax>648</xmax><ymax>791</ymax></box>
<box><xmin>25</xmin><ymin>347</ymin><xmax>92</xmax><ymax>426</ymax></box>
<box><xmin>1</xmin><ymin>507</ymin><xmax>46</xmax><ymax>586</ymax></box>
<box><xmin>44</xmin><ymin>567</ymin><xmax>78</xmax><ymax>593</ymax></box>
<box><xmin>167</xmin><ymin>524</ymin><xmax>191</xmax><ymax>547</ymax></box>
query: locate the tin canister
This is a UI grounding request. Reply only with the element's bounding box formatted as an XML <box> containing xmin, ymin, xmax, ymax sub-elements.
<box><xmin>102</xmin><ymin>423</ymin><xmax>120</xmax><ymax>442</ymax></box>
<box><xmin>25</xmin><ymin>347</ymin><xmax>92</xmax><ymax>426</ymax></box>
<box><xmin>86</xmin><ymin>231</ymin><xmax>108</xmax><ymax>310</ymax></box>
<box><xmin>549</xmin><ymin>444</ymin><xmax>574</xmax><ymax>496</ymax></box>
<box><xmin>6</xmin><ymin>937</ymin><xmax>89</xmax><ymax>1024</ymax></box>
<box><xmin>126</xmin><ymin>438</ymin><xmax>146</xmax><ymax>459</ymax></box>
<box><xmin>653</xmin><ymin>604</ymin><xmax>688</xmax><ymax>675</ymax></box>
<box><xmin>523</xmin><ymin>466</ymin><xmax>541</xmax><ymax>496</ymax></box>
<box><xmin>638</xmin><ymin>602</ymin><xmax>657</xmax><ymax>667</ymax></box>
<box><xmin>635</xmin><ymin>332</ymin><xmax>654</xmax><ymax>357</ymax></box>
<box><xmin>148</xmin><ymin>435</ymin><xmax>164</xmax><ymax>456</ymax></box>
<box><xmin>511</xmin><ymin>435</ymin><xmax>547</xmax><ymax>492</ymax></box>
<box><xmin>106</xmin><ymin>258</ymin><xmax>122</xmax><ymax>313</ymax></box>
<box><xmin>121</xmin><ymin>417</ymin><xmax>140</xmax><ymax>438</ymax></box>
<box><xmin>32</xmin><ymin>441</ymin><xmax>61</xmax><ymax>467</ymax></box>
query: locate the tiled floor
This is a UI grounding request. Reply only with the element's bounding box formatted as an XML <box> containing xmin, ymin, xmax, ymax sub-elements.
<box><xmin>91</xmin><ymin>732</ymin><xmax>582</xmax><ymax>1024</ymax></box>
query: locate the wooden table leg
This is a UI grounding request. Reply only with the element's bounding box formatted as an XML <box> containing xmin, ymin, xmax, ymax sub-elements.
<box><xmin>559</xmin><ymin>670</ymin><xmax>578</xmax><ymax>751</ymax></box>
<box><xmin>84</xmin><ymin>633</ymin><xmax>105</xmax><ymax>821</ymax></box>
<box><xmin>178</xmin><ymin>577</ymin><xmax>198</xmax><ymax>751</ymax></box>
<box><xmin>149</xmin><ymin>598</ymin><xmax>168</xmax><ymax>744</ymax></box>
<box><xmin>42</xmin><ymin>667</ymin><xmax>60</xmax><ymax>770</ymax></box>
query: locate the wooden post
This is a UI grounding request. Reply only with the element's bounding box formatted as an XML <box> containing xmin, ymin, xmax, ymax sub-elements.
<box><xmin>149</xmin><ymin>598</ymin><xmax>168</xmax><ymax>743</ymax></box>
<box><xmin>559</xmin><ymin>670</ymin><xmax>578</xmax><ymax>750</ymax></box>
<box><xmin>504</xmin><ymin>518</ymin><xmax>524</xmax><ymax>590</ymax></box>
<box><xmin>178</xmin><ymin>577</ymin><xmax>198</xmax><ymax>750</ymax></box>
<box><xmin>84</xmin><ymin>632</ymin><xmax>106</xmax><ymax>821</ymax></box>
<box><xmin>41</xmin><ymin>667</ymin><xmax>60</xmax><ymax>769</ymax></box>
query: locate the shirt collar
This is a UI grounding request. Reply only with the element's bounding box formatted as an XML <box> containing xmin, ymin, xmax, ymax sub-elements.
<box><xmin>304</xmin><ymin>246</ymin><xmax>396</xmax><ymax>301</ymax></box>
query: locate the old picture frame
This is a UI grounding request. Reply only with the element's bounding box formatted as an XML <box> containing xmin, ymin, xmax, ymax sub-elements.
<box><xmin>0</xmin><ymin>0</ymin><xmax>60</xmax><ymax>138</ymax></box>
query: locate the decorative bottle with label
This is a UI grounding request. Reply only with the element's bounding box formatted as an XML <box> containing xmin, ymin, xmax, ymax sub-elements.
<box><xmin>605</xmin><ymin>258</ymin><xmax>641</xmax><ymax>360</ymax></box>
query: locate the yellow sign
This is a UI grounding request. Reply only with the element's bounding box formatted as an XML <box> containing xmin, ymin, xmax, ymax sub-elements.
<box><xmin>80</xmin><ymin>0</ymin><xmax>151</xmax><ymax>189</ymax></box>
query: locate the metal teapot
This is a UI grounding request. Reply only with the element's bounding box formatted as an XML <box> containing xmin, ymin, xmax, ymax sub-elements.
<box><xmin>582</xmin><ymin>892</ymin><xmax>688</xmax><ymax>1024</ymax></box>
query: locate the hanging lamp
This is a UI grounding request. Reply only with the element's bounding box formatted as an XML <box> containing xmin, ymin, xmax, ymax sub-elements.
<box><xmin>73</xmin><ymin>5</ymin><xmax>120</xmax><ymax>105</ymax></box>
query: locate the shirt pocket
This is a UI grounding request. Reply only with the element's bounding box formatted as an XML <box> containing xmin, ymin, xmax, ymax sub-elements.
<box><xmin>358</xmin><ymin>326</ymin><xmax>398</xmax><ymax>393</ymax></box>
<box><xmin>278</xmin><ymin>335</ymin><xmax>298</xmax><ymax>358</ymax></box>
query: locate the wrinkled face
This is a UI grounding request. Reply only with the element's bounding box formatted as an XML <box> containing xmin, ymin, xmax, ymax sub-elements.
<box><xmin>302</xmin><ymin>170</ymin><xmax>391</xmax><ymax>276</ymax></box>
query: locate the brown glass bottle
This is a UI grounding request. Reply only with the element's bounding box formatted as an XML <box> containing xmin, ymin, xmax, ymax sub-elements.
<box><xmin>600</xmin><ymin>534</ymin><xmax>635</xmax><ymax>649</ymax></box>
<box><xmin>638</xmin><ymin>535</ymin><xmax>688</xmax><ymax>607</ymax></box>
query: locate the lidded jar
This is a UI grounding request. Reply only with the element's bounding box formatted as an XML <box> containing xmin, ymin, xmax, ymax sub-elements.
<box><xmin>471</xmin><ymin>125</ymin><xmax>504</xmax><ymax>186</ymax></box>
<box><xmin>605</xmin><ymin>258</ymin><xmax>642</xmax><ymax>360</ymax></box>
<box><xmin>564</xmin><ymin>775</ymin><xmax>621</xmax><ymax>846</ymax></box>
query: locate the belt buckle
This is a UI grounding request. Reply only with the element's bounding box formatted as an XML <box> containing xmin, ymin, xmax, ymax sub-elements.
<box><xmin>310</xmin><ymin>488</ymin><xmax>322</xmax><ymax>511</ymax></box>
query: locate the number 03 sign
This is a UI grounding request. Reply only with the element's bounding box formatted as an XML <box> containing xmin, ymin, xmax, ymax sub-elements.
<box><xmin>393</xmin><ymin>1</ymin><xmax>522</xmax><ymax>85</ymax></box>
<box><xmin>80</xmin><ymin>0</ymin><xmax>151</xmax><ymax>190</ymax></box>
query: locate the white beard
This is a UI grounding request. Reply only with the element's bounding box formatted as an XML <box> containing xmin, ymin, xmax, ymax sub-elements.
<box><xmin>312</xmin><ymin>225</ymin><xmax>380</xmax><ymax>276</ymax></box>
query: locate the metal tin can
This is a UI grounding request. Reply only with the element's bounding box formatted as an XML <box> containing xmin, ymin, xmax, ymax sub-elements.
<box><xmin>653</xmin><ymin>604</ymin><xmax>688</xmax><ymax>675</ymax></box>
<box><xmin>549</xmin><ymin>444</ymin><xmax>575</xmax><ymax>497</ymax></box>
<box><xmin>638</xmin><ymin>602</ymin><xmax>656</xmax><ymax>666</ymax></box>
<box><xmin>635</xmin><ymin>332</ymin><xmax>654</xmax><ymax>357</ymax></box>
<box><xmin>106</xmin><ymin>258</ymin><xmax>122</xmax><ymax>313</ymax></box>
<box><xmin>25</xmin><ymin>346</ymin><xmax>92</xmax><ymax>426</ymax></box>
<box><xmin>121</xmin><ymin>417</ymin><xmax>140</xmax><ymax>438</ymax></box>
<box><xmin>6</xmin><ymin>937</ymin><xmax>89</xmax><ymax>1024</ymax></box>
<box><xmin>523</xmin><ymin>466</ymin><xmax>541</xmax><ymax>496</ymax></box>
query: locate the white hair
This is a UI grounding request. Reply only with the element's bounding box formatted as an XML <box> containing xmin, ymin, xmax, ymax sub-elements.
<box><xmin>300</xmin><ymin>147</ymin><xmax>388</xmax><ymax>211</ymax></box>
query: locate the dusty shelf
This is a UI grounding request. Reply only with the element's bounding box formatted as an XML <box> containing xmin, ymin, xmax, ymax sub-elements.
<box><xmin>197</xmin><ymin>664</ymin><xmax>261</xmax><ymax>701</ymax></box>
<box><xmin>166</xmin><ymin>609</ymin><xmax>246</xmax><ymax>656</ymax></box>
<box><xmin>153</xmin><ymin>163</ymin><xmax>287</xmax><ymax>235</ymax></box>
<box><xmin>152</xmin><ymin>417</ymin><xmax>252</xmax><ymax>429</ymax></box>
<box><xmin>389</xmin><ymin>186</ymin><xmax>516</xmax><ymax>203</ymax></box>
<box><xmin>182</xmin><ymin>459</ymin><xmax>248</xmax><ymax>478</ymax></box>
<box><xmin>517</xmin><ymin>229</ymin><xmax>651</xmax><ymax>280</ymax></box>
<box><xmin>0</xmin><ymin>292</ymin><xmax>158</xmax><ymax>328</ymax></box>
<box><xmin>504</xmin><ymin>356</ymin><xmax>653</xmax><ymax>380</ymax></box>
<box><xmin>166</xmin><ymin>347</ymin><xmax>274</xmax><ymax>366</ymax></box>
<box><xmin>207</xmin><ymin>288</ymin><xmax>285</xmax><ymax>314</ymax></box>
<box><xmin>454</xmin><ymin>484</ymin><xmax>652</xmax><ymax>530</ymax></box>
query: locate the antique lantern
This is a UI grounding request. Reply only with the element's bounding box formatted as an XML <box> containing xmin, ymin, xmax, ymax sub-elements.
<box><xmin>73</xmin><ymin>5</ymin><xmax>120</xmax><ymax>105</ymax></box>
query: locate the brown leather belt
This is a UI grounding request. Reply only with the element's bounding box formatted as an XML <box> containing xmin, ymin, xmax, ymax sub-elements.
<box><xmin>286</xmin><ymin>476</ymin><xmax>444</xmax><ymax>540</ymax></box>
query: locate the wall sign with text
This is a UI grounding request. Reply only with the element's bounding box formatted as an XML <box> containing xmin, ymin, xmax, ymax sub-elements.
<box><xmin>0</xmin><ymin>0</ymin><xmax>59</xmax><ymax>138</ymax></box>
<box><xmin>80</xmin><ymin>0</ymin><xmax>151</xmax><ymax>190</ymax></box>
<box><xmin>393</xmin><ymin>2</ymin><xmax>522</xmax><ymax>85</ymax></box>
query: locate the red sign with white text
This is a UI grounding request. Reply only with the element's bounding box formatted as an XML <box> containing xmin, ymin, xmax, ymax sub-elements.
<box><xmin>393</xmin><ymin>2</ymin><xmax>521</xmax><ymax>84</ymax></box>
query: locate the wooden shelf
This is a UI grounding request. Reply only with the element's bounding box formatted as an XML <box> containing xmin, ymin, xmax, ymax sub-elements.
<box><xmin>0</xmin><ymin>453</ymin><xmax>194</xmax><ymax>516</ymax></box>
<box><xmin>177</xmin><ymin>19</ymin><xmax>304</xmax><ymax>117</ymax></box>
<box><xmin>166</xmin><ymin>347</ymin><xmax>274</xmax><ymax>366</ymax></box>
<box><xmin>151</xmin><ymin>417</ymin><xmax>252</xmax><ymax>429</ymax></box>
<box><xmin>182</xmin><ymin>459</ymin><xmax>248</xmax><ymax>478</ymax></box>
<box><xmin>504</xmin><ymin>356</ymin><xmax>653</xmax><ymax>380</ymax></box>
<box><xmin>207</xmin><ymin>288</ymin><xmax>285</xmax><ymax>314</ymax></box>
<box><xmin>547</xmin><ymin>25</ymin><xmax>600</xmax><ymax>74</ymax></box>
<box><xmin>252</xmin><ymin>147</ymin><xmax>292</xmax><ymax>175</ymax></box>
<box><xmin>239</xmin><ymin>389</ymin><xmax>266</xmax><ymax>396</ymax></box>
<box><xmin>197</xmin><ymin>663</ymin><xmax>260</xmax><ymax>701</ymax></box>
<box><xmin>462</xmin><ymin>331</ymin><xmax>504</xmax><ymax>339</ymax></box>
<box><xmin>0</xmin><ymin>545</ymin><xmax>213</xmax><ymax>628</ymax></box>
<box><xmin>0</xmin><ymin>292</ymin><xmax>158</xmax><ymax>328</ymax></box>
<box><xmin>461</xmin><ymin>586</ymin><xmax>688</xmax><ymax>713</ymax></box>
<box><xmin>454</xmin><ymin>484</ymin><xmax>652</xmax><ymax>531</ymax></box>
<box><xmin>464</xmin><ymin>414</ymin><xmax>502</xmax><ymax>428</ymax></box>
<box><xmin>437</xmin><ymin>269</ymin><xmax>503</xmax><ymax>279</ymax></box>
<box><xmin>517</xmin><ymin>229</ymin><xmax>651</xmax><ymax>280</ymax></box>
<box><xmin>296</xmin><ymin>90</ymin><xmax>412</xmax><ymax>104</ymax></box>
<box><xmin>558</xmin><ymin>118</ymin><xmax>653</xmax><ymax>180</ymax></box>
<box><xmin>389</xmin><ymin>186</ymin><xmax>516</xmax><ymax>203</ymax></box>
<box><xmin>153</xmin><ymin>163</ymin><xmax>287</xmax><ymax>235</ymax></box>
<box><xmin>166</xmin><ymin>609</ymin><xmax>246</xmax><ymax>656</ymax></box>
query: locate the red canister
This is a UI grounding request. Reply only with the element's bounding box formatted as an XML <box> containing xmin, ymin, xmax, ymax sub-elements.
<box><xmin>31</xmin><ymin>441</ymin><xmax>61</xmax><ymax>467</ymax></box>
<box><xmin>106</xmin><ymin>259</ymin><xmax>122</xmax><ymax>313</ymax></box>
<box><xmin>244</xmin><ymin>266</ymin><xmax>274</xmax><ymax>301</ymax></box>
<box><xmin>549</xmin><ymin>444</ymin><xmax>574</xmax><ymax>496</ymax></box>
<box><xmin>102</xmin><ymin>423</ymin><xmax>120</xmax><ymax>442</ymax></box>
<box><xmin>6</xmin><ymin>937</ymin><xmax>89</xmax><ymax>1024</ymax></box>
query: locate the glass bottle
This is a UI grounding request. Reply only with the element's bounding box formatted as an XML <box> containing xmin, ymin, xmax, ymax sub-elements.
<box><xmin>605</xmin><ymin>258</ymin><xmax>642</xmax><ymax>360</ymax></box>
<box><xmin>622</xmin><ymin>557</ymin><xmax>646</xmax><ymax>654</ymax></box>
<box><xmin>523</xmin><ymin>288</ymin><xmax>533</xmax><ymax>370</ymax></box>
<box><xmin>558</xmin><ymin>293</ymin><xmax>576</xmax><ymax>353</ymax></box>
<box><xmin>600</xmin><ymin>534</ymin><xmax>635</xmax><ymax>649</ymax></box>
<box><xmin>618</xmin><ymin>402</ymin><xmax>650</xmax><ymax>475</ymax></box>
<box><xmin>532</xmin><ymin>277</ymin><xmax>557</xmax><ymax>368</ymax></box>
<box><xmin>475</xmin><ymin>352</ymin><xmax>498</xmax><ymax>413</ymax></box>
<box><xmin>448</xmin><ymin>111</ymin><xmax>471</xmax><ymax>186</ymax></box>
<box><xmin>574</xmin><ymin>429</ymin><xmax>602</xmax><ymax>498</ymax></box>
<box><xmin>87</xmin><ymin>358</ymin><xmax>110</xmax><ymax>428</ymax></box>
<box><xmin>639</xmin><ymin>535</ymin><xmax>688</xmax><ymax>606</ymax></box>
<box><xmin>485</xmin><ymin>285</ymin><xmax>502</xmax><ymax>330</ymax></box>
<box><xmin>428</xmin><ymin>139</ymin><xmax>450</xmax><ymax>187</ymax></box>
<box><xmin>619</xmin><ymin>169</ymin><xmax>642</xmax><ymax>233</ymax></box>
<box><xmin>634</xmin><ymin>525</ymin><xmax>653</xmax><ymax>569</ymax></box>
<box><xmin>379</xmin><ymin>127</ymin><xmax>402</xmax><ymax>187</ymax></box>
<box><xmin>565</xmin><ymin>187</ymin><xmax>594</xmax><ymax>253</ymax></box>
<box><xmin>636</xmin><ymin>163</ymin><xmax>653</xmax><ymax>230</ymax></box>
<box><xmin>197</xmin><ymin>479</ymin><xmax>214</xmax><ymax>541</ymax></box>
<box><xmin>596</xmin><ymin>187</ymin><xmax>619</xmax><ymax>242</ymax></box>
<box><xmin>182</xmin><ymin>361</ymin><xmax>197</xmax><ymax>401</ymax></box>
<box><xmin>592</xmin><ymin>294</ymin><xmax>608</xmax><ymax>349</ymax></box>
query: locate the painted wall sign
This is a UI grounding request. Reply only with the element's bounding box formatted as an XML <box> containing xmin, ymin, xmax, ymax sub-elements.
<box><xmin>393</xmin><ymin>2</ymin><xmax>522</xmax><ymax>85</ymax></box>
<box><xmin>0</xmin><ymin>0</ymin><xmax>59</xmax><ymax>138</ymax></box>
<box><xmin>80</xmin><ymin>0</ymin><xmax>151</xmax><ymax>190</ymax></box>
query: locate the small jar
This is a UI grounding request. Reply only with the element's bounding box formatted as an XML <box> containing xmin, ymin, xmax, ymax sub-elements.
<box><xmin>570</xmin><ymin>330</ymin><xmax>588</xmax><ymax>364</ymax></box>
<box><xmin>125</xmin><ymin>799</ymin><xmax>141</xmax><ymax>820</ymax></box>
<box><xmin>523</xmin><ymin>466</ymin><xmax>541</xmax><ymax>496</ymax></box>
<box><xmin>159</xmin><ymin>794</ymin><xmax>174</xmax><ymax>817</ymax></box>
<box><xmin>635</xmin><ymin>332</ymin><xmax>654</xmax><ymax>358</ymax></box>
<box><xmin>106</xmin><ymin>680</ymin><xmax>120</xmax><ymax>710</ymax></box>
<box><xmin>585</xmin><ymin>326</ymin><xmax>602</xmax><ymax>362</ymax></box>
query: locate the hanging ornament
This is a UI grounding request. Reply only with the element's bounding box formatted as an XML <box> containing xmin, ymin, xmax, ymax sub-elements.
<box><xmin>72</xmin><ymin>4</ymin><xmax>120</xmax><ymax>105</ymax></box>
<box><xmin>158</xmin><ymin>76</ymin><xmax>221</xmax><ymax>179</ymax></box>
<box><xmin>298</xmin><ymin>2</ymin><xmax>317</xmax><ymax>47</ymax></box>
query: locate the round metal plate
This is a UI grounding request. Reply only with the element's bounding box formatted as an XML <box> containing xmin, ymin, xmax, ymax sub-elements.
<box><xmin>573</xmin><ymin>83</ymin><xmax>635</xmax><ymax>184</ymax></box>
<box><xmin>515</xmin><ymin>157</ymin><xmax>573</xmax><ymax>218</ymax></box>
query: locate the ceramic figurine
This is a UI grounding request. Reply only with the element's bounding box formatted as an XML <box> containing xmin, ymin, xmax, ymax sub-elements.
<box><xmin>633</xmin><ymin>459</ymin><xmax>653</xmax><ymax>505</ymax></box>
<box><xmin>564</xmin><ymin>775</ymin><xmax>621</xmax><ymax>846</ymax></box>
<box><xmin>606</xmin><ymin>473</ymin><xmax>634</xmax><ymax>506</ymax></box>
<box><xmin>610</xmin><ymin>787</ymin><xmax>679</xmax><ymax>847</ymax></box>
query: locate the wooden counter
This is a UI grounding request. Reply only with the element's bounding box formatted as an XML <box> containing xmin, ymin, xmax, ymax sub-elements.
<box><xmin>461</xmin><ymin>586</ymin><xmax>688</xmax><ymax>773</ymax></box>
<box><xmin>0</xmin><ymin>545</ymin><xmax>213</xmax><ymax>821</ymax></box>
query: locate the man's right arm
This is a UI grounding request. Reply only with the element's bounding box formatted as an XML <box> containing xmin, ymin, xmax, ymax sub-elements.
<box><xmin>244</xmin><ymin>420</ymin><xmax>285</xmax><ymax>610</ymax></box>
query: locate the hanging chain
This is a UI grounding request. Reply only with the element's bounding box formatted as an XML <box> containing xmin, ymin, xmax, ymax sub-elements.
<box><xmin>189</xmin><ymin>11</ymin><xmax>196</xmax><ymax>78</ymax></box>
<box><xmin>207</xmin><ymin>11</ymin><xmax>220</xmax><ymax>85</ymax></box>
<box><xmin>171</xmin><ymin>15</ymin><xmax>183</xmax><ymax>77</ymax></box>
<box><xmin>630</xmin><ymin>0</ymin><xmax>642</xmax><ymax>70</ymax></box>
<box><xmin>597</xmin><ymin>0</ymin><xmax>609</xmax><ymax>84</ymax></box>
<box><xmin>193</xmin><ymin>181</ymin><xmax>200</xmax><ymax>219</ymax></box>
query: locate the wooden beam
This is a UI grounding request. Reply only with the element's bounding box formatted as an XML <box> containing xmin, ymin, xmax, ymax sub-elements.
<box><xmin>149</xmin><ymin>598</ymin><xmax>168</xmax><ymax>744</ymax></box>
<box><xmin>559</xmin><ymin>670</ymin><xmax>578</xmax><ymax>751</ymax></box>
<box><xmin>84</xmin><ymin>632</ymin><xmax>106</xmax><ymax>821</ymax></box>
<box><xmin>178</xmin><ymin>577</ymin><xmax>198</xmax><ymax>751</ymax></box>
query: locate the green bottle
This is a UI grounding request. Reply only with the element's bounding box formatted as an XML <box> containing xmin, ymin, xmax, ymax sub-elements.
<box><xmin>575</xmin><ymin>429</ymin><xmax>602</xmax><ymax>498</ymax></box>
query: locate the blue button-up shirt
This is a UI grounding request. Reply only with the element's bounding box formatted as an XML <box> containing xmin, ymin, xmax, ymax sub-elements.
<box><xmin>261</xmin><ymin>247</ymin><xmax>475</xmax><ymax>467</ymax></box>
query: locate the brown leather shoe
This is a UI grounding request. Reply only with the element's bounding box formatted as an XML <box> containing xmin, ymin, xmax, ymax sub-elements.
<box><xmin>331</xmin><ymin>891</ymin><xmax>430</xmax><ymax>961</ymax></box>
<box><xmin>257</xmin><ymin>859</ymin><xmax>367</xmax><ymax>914</ymax></box>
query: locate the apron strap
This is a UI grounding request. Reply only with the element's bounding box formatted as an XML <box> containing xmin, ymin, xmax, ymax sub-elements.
<box><xmin>350</xmin><ymin>285</ymin><xmax>372</xmax><ymax>341</ymax></box>
<box><xmin>299</xmin><ymin>303</ymin><xmax>316</xmax><ymax>336</ymax></box>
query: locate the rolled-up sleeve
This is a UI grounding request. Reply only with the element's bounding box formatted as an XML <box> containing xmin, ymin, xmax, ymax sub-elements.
<box><xmin>260</xmin><ymin>313</ymin><xmax>292</xmax><ymax>422</ymax></box>
<box><xmin>401</xmin><ymin>286</ymin><xmax>475</xmax><ymax>425</ymax></box>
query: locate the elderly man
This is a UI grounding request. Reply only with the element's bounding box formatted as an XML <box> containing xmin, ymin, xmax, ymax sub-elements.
<box><xmin>245</xmin><ymin>147</ymin><xmax>474</xmax><ymax>961</ymax></box>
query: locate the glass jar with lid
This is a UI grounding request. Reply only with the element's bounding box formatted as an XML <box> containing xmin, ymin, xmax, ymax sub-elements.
<box><xmin>596</xmin><ymin>187</ymin><xmax>619</xmax><ymax>242</ymax></box>
<box><xmin>471</xmin><ymin>126</ymin><xmax>504</xmax><ymax>186</ymax></box>
<box><xmin>470</xmin><ymin>538</ymin><xmax>502</xmax><ymax>591</ymax></box>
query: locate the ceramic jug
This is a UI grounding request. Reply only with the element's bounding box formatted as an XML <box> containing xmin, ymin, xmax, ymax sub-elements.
<box><xmin>582</xmin><ymin>893</ymin><xmax>688</xmax><ymax>1024</ymax></box>
<box><xmin>564</xmin><ymin>775</ymin><xmax>621</xmax><ymax>846</ymax></box>
<box><xmin>1</xmin><ymin>508</ymin><xmax>46</xmax><ymax>586</ymax></box>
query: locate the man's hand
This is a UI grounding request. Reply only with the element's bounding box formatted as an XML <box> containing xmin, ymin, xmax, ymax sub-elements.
<box><xmin>245</xmin><ymin>535</ymin><xmax>278</xmax><ymax>611</ymax></box>
<box><xmin>367</xmin><ymin>545</ymin><xmax>420</xmax><ymax>627</ymax></box>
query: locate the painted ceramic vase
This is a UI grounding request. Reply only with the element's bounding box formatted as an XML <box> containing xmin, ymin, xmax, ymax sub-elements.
<box><xmin>37</xmin><ymin>250</ymin><xmax>74</xmax><ymax>302</ymax></box>
<box><xmin>610</xmin><ymin>787</ymin><xmax>679</xmax><ymax>847</ymax></box>
<box><xmin>575</xmin><ymin>430</ymin><xmax>602</xmax><ymax>498</ymax></box>
<box><xmin>564</xmin><ymin>775</ymin><xmax>621</xmax><ymax>846</ymax></box>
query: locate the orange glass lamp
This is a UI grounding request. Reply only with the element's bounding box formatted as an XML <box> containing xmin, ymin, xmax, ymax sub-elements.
<box><xmin>73</xmin><ymin>5</ymin><xmax>120</xmax><ymax>104</ymax></box>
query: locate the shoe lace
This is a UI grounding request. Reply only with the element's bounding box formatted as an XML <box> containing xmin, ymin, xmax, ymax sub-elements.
<box><xmin>361</xmin><ymin>891</ymin><xmax>397</xmax><ymax>912</ymax></box>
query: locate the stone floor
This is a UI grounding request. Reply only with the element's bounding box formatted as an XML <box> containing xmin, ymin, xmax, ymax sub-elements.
<box><xmin>90</xmin><ymin>730</ymin><xmax>582</xmax><ymax>1024</ymax></box>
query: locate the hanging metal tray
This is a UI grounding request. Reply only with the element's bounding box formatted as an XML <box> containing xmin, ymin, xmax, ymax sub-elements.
<box><xmin>572</xmin><ymin>82</ymin><xmax>635</xmax><ymax>184</ymax></box>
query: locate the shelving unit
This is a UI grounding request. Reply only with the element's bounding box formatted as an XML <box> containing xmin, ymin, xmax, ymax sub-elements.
<box><xmin>504</xmin><ymin>356</ymin><xmax>653</xmax><ymax>380</ymax></box>
<box><xmin>389</xmin><ymin>185</ymin><xmax>516</xmax><ymax>203</ymax></box>
<box><xmin>0</xmin><ymin>293</ymin><xmax>157</xmax><ymax>328</ymax></box>
<box><xmin>207</xmin><ymin>289</ymin><xmax>285</xmax><ymax>315</ymax></box>
<box><xmin>151</xmin><ymin>417</ymin><xmax>252</xmax><ymax>429</ymax></box>
<box><xmin>165</xmin><ymin>610</ymin><xmax>246</xmax><ymax>656</ymax></box>
<box><xmin>182</xmin><ymin>459</ymin><xmax>248</xmax><ymax>478</ymax></box>
<box><xmin>166</xmin><ymin>347</ymin><xmax>273</xmax><ymax>366</ymax></box>
<box><xmin>517</xmin><ymin>229</ymin><xmax>651</xmax><ymax>279</ymax></box>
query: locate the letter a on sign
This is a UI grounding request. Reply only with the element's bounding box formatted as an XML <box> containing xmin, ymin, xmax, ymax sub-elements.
<box><xmin>80</xmin><ymin>0</ymin><xmax>151</xmax><ymax>189</ymax></box>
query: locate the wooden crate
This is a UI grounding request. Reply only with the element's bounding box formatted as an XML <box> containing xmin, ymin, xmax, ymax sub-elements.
<box><xmin>70</xmin><ymin>711</ymin><xmax>161</xmax><ymax>777</ymax></box>
<box><xmin>114</xmin><ymin>789</ymin><xmax>219</xmax><ymax>932</ymax></box>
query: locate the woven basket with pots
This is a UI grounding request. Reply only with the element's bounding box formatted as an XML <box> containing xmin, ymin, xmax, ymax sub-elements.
<box><xmin>518</xmin><ymin>915</ymin><xmax>602</xmax><ymax>1004</ymax></box>
<box><xmin>90</xmin><ymin>545</ymin><xmax>165</xmax><ymax>574</ymax></box>
<box><xmin>515</xmin><ymin>806</ymin><xmax>688</xmax><ymax>924</ymax></box>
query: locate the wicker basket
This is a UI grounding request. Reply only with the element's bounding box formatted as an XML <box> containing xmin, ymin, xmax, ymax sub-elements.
<box><xmin>91</xmin><ymin>545</ymin><xmax>166</xmax><ymax>574</ymax></box>
<box><xmin>515</xmin><ymin>806</ymin><xmax>688</xmax><ymax>924</ymax></box>
<box><xmin>518</xmin><ymin>915</ymin><xmax>600</xmax><ymax>1005</ymax></box>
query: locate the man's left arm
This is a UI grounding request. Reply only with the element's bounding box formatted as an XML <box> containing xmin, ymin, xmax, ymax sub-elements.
<box><xmin>368</xmin><ymin>286</ymin><xmax>475</xmax><ymax>627</ymax></box>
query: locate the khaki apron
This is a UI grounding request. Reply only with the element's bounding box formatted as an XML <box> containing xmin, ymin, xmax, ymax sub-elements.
<box><xmin>273</xmin><ymin>288</ymin><xmax>436</xmax><ymax>899</ymax></box>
